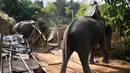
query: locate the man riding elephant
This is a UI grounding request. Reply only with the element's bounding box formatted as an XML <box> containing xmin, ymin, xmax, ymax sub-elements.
<box><xmin>85</xmin><ymin>1</ymin><xmax>108</xmax><ymax>24</ymax></box>
<box><xmin>32</xmin><ymin>11</ymin><xmax>39</xmax><ymax>21</ymax></box>
<box><xmin>32</xmin><ymin>11</ymin><xmax>50</xmax><ymax>39</ymax></box>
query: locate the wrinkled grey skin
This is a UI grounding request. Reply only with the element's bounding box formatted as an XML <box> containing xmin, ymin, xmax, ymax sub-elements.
<box><xmin>89</xmin><ymin>24</ymin><xmax>112</xmax><ymax>64</ymax></box>
<box><xmin>60</xmin><ymin>16</ymin><xmax>109</xmax><ymax>73</ymax></box>
<box><xmin>13</xmin><ymin>20</ymin><xmax>35</xmax><ymax>38</ymax></box>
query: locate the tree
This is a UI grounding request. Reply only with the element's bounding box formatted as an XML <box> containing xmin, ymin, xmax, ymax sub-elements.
<box><xmin>54</xmin><ymin>0</ymin><xmax>66</xmax><ymax>16</ymax></box>
<box><xmin>0</xmin><ymin>0</ymin><xmax>4</xmax><ymax>10</ymax></box>
<box><xmin>19</xmin><ymin>3</ymin><xmax>41</xmax><ymax>21</ymax></box>
<box><xmin>40</xmin><ymin>2</ymin><xmax>60</xmax><ymax>25</ymax></box>
<box><xmin>0</xmin><ymin>0</ymin><xmax>43</xmax><ymax>21</ymax></box>
<box><xmin>34</xmin><ymin>0</ymin><xmax>44</xmax><ymax>8</ymax></box>
<box><xmin>2</xmin><ymin>0</ymin><xmax>24</xmax><ymax>17</ymax></box>
<box><xmin>41</xmin><ymin>2</ymin><xmax>58</xmax><ymax>17</ymax></box>
<box><xmin>104</xmin><ymin>0</ymin><xmax>130</xmax><ymax>36</ymax></box>
<box><xmin>75</xmin><ymin>2</ymin><xmax>88</xmax><ymax>17</ymax></box>
<box><xmin>65</xmin><ymin>0</ymin><xmax>80</xmax><ymax>18</ymax></box>
<box><xmin>103</xmin><ymin>0</ymin><xmax>130</xmax><ymax>59</ymax></box>
<box><xmin>65</xmin><ymin>6</ymin><xmax>71</xmax><ymax>16</ymax></box>
<box><xmin>104</xmin><ymin>0</ymin><xmax>130</xmax><ymax>23</ymax></box>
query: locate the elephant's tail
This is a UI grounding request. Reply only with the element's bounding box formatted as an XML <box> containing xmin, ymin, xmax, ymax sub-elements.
<box><xmin>63</xmin><ymin>18</ymin><xmax>77</xmax><ymax>48</ymax></box>
<box><xmin>63</xmin><ymin>18</ymin><xmax>78</xmax><ymax>59</ymax></box>
<box><xmin>60</xmin><ymin>18</ymin><xmax>78</xmax><ymax>73</ymax></box>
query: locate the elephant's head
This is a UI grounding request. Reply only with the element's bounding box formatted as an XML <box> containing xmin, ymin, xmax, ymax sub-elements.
<box><xmin>36</xmin><ymin>20</ymin><xmax>51</xmax><ymax>39</ymax></box>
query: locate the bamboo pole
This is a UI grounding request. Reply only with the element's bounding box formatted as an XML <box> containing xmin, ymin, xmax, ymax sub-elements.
<box><xmin>9</xmin><ymin>48</ymin><xmax>12</xmax><ymax>73</ymax></box>
<box><xmin>0</xmin><ymin>18</ymin><xmax>4</xmax><ymax>73</ymax></box>
<box><xmin>18</xmin><ymin>53</ymin><xmax>32</xmax><ymax>73</ymax></box>
<box><xmin>48</xmin><ymin>18</ymin><xmax>60</xmax><ymax>49</ymax></box>
<box><xmin>9</xmin><ymin>36</ymin><xmax>32</xmax><ymax>73</ymax></box>
<box><xmin>30</xmin><ymin>53</ymin><xmax>48</xmax><ymax>73</ymax></box>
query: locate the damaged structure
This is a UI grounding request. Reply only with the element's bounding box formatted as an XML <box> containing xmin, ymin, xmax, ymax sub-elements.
<box><xmin>0</xmin><ymin>12</ymin><xmax>47</xmax><ymax>73</ymax></box>
<box><xmin>0</xmin><ymin>34</ymin><xmax>47</xmax><ymax>73</ymax></box>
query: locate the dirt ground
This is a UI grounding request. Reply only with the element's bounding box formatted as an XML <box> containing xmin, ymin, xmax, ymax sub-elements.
<box><xmin>33</xmin><ymin>47</ymin><xmax>130</xmax><ymax>73</ymax></box>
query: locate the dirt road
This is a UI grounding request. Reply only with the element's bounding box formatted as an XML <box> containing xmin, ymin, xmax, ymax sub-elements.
<box><xmin>34</xmin><ymin>49</ymin><xmax>130</xmax><ymax>73</ymax></box>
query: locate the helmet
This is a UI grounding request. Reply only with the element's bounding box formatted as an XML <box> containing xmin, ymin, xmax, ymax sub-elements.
<box><xmin>90</xmin><ymin>1</ymin><xmax>98</xmax><ymax>6</ymax></box>
<box><xmin>93</xmin><ymin>1</ymin><xmax>98</xmax><ymax>5</ymax></box>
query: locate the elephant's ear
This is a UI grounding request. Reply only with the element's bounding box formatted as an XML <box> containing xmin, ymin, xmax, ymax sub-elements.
<box><xmin>38</xmin><ymin>20</ymin><xmax>45</xmax><ymax>26</ymax></box>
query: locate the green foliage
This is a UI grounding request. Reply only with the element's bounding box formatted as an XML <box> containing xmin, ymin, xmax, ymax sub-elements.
<box><xmin>104</xmin><ymin>0</ymin><xmax>130</xmax><ymax>27</ymax></box>
<box><xmin>54</xmin><ymin>0</ymin><xmax>66</xmax><ymax>16</ymax></box>
<box><xmin>19</xmin><ymin>3</ymin><xmax>41</xmax><ymax>20</ymax></box>
<box><xmin>34</xmin><ymin>0</ymin><xmax>44</xmax><ymax>8</ymax></box>
<box><xmin>40</xmin><ymin>2</ymin><xmax>59</xmax><ymax>25</ymax></box>
<box><xmin>0</xmin><ymin>0</ymin><xmax>5</xmax><ymax>10</ymax></box>
<box><xmin>65</xmin><ymin>1</ymin><xmax>79</xmax><ymax>19</ymax></box>
<box><xmin>41</xmin><ymin>2</ymin><xmax>58</xmax><ymax>15</ymax></box>
<box><xmin>100</xmin><ymin>3</ymin><xmax>110</xmax><ymax>17</ymax></box>
<box><xmin>2</xmin><ymin>0</ymin><xmax>23</xmax><ymax>16</ymax></box>
<box><xmin>0</xmin><ymin>0</ymin><xmax>80</xmax><ymax>24</ymax></box>
<box><xmin>75</xmin><ymin>3</ymin><xmax>88</xmax><ymax>17</ymax></box>
<box><xmin>27</xmin><ymin>3</ymin><xmax>41</xmax><ymax>14</ymax></box>
<box><xmin>40</xmin><ymin>0</ymin><xmax>80</xmax><ymax>25</ymax></box>
<box><xmin>0</xmin><ymin>0</ymin><xmax>44</xmax><ymax>21</ymax></box>
<box><xmin>103</xmin><ymin>0</ymin><xmax>130</xmax><ymax>60</ymax></box>
<box><xmin>65</xmin><ymin>6</ymin><xmax>71</xmax><ymax>16</ymax></box>
<box><xmin>20</xmin><ymin>0</ymin><xmax>32</xmax><ymax>6</ymax></box>
<box><xmin>28</xmin><ymin>3</ymin><xmax>41</xmax><ymax>9</ymax></box>
<box><xmin>100</xmin><ymin>1</ymin><xmax>130</xmax><ymax>37</ymax></box>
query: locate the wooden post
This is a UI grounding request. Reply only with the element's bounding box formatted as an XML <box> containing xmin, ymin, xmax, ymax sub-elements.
<box><xmin>0</xmin><ymin>20</ymin><xmax>3</xmax><ymax>73</ymax></box>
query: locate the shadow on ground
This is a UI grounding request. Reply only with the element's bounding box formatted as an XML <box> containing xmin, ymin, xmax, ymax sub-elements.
<box><xmin>93</xmin><ymin>63</ymin><xmax>130</xmax><ymax>73</ymax></box>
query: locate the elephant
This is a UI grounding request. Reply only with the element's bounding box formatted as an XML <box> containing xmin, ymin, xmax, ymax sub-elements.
<box><xmin>60</xmin><ymin>16</ymin><xmax>109</xmax><ymax>73</ymax></box>
<box><xmin>13</xmin><ymin>20</ymin><xmax>49</xmax><ymax>47</ymax></box>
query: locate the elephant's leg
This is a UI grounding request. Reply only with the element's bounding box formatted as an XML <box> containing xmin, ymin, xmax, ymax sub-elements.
<box><xmin>89</xmin><ymin>44</ymin><xmax>99</xmax><ymax>64</ymax></box>
<box><xmin>99</xmin><ymin>34</ymin><xmax>109</xmax><ymax>63</ymax></box>
<box><xmin>77</xmin><ymin>45</ymin><xmax>91</xmax><ymax>73</ymax></box>
<box><xmin>60</xmin><ymin>45</ymin><xmax>73</xmax><ymax>73</ymax></box>
<box><xmin>89</xmin><ymin>48</ymin><xmax>95</xmax><ymax>64</ymax></box>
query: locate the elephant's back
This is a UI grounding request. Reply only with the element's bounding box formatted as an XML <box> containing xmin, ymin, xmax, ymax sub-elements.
<box><xmin>13</xmin><ymin>21</ymin><xmax>34</xmax><ymax>38</ymax></box>
<box><xmin>69</xmin><ymin>16</ymin><xmax>102</xmax><ymax>35</ymax></box>
<box><xmin>68</xmin><ymin>16</ymin><xmax>103</xmax><ymax>44</ymax></box>
<box><xmin>13</xmin><ymin>22</ymin><xmax>20</xmax><ymax>33</ymax></box>
<box><xmin>19</xmin><ymin>21</ymin><xmax>33</xmax><ymax>28</ymax></box>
